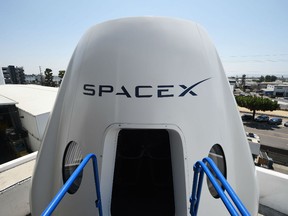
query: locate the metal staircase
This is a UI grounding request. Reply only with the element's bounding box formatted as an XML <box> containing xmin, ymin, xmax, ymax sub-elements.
<box><xmin>41</xmin><ymin>153</ymin><xmax>103</xmax><ymax>216</ymax></box>
<box><xmin>41</xmin><ymin>154</ymin><xmax>250</xmax><ymax>216</ymax></box>
<box><xmin>190</xmin><ymin>157</ymin><xmax>250</xmax><ymax>216</ymax></box>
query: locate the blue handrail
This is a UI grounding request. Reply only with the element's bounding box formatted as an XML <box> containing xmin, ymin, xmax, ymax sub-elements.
<box><xmin>41</xmin><ymin>153</ymin><xmax>103</xmax><ymax>216</ymax></box>
<box><xmin>190</xmin><ymin>157</ymin><xmax>250</xmax><ymax>216</ymax></box>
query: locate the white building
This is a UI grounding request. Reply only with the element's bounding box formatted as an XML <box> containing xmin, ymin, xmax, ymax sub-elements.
<box><xmin>273</xmin><ymin>84</ymin><xmax>288</xmax><ymax>97</ymax></box>
<box><xmin>265</xmin><ymin>84</ymin><xmax>288</xmax><ymax>97</ymax></box>
<box><xmin>25</xmin><ymin>74</ymin><xmax>62</xmax><ymax>86</ymax></box>
<box><xmin>0</xmin><ymin>84</ymin><xmax>58</xmax><ymax>151</ymax></box>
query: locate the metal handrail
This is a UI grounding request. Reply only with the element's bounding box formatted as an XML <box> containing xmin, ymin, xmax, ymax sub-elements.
<box><xmin>190</xmin><ymin>157</ymin><xmax>250</xmax><ymax>216</ymax></box>
<box><xmin>41</xmin><ymin>153</ymin><xmax>103</xmax><ymax>216</ymax></box>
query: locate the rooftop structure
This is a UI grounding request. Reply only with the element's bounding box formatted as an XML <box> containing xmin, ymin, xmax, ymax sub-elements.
<box><xmin>0</xmin><ymin>84</ymin><xmax>58</xmax><ymax>152</ymax></box>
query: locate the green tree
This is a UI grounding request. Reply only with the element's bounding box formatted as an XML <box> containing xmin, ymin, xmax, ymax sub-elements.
<box><xmin>264</xmin><ymin>75</ymin><xmax>277</xmax><ymax>82</ymax></box>
<box><xmin>265</xmin><ymin>75</ymin><xmax>271</xmax><ymax>82</ymax></box>
<box><xmin>271</xmin><ymin>75</ymin><xmax>277</xmax><ymax>82</ymax></box>
<box><xmin>259</xmin><ymin>76</ymin><xmax>265</xmax><ymax>82</ymax></box>
<box><xmin>44</xmin><ymin>68</ymin><xmax>55</xmax><ymax>87</ymax></box>
<box><xmin>235</xmin><ymin>95</ymin><xmax>279</xmax><ymax>119</ymax></box>
<box><xmin>58</xmin><ymin>70</ymin><xmax>65</xmax><ymax>85</ymax></box>
<box><xmin>58</xmin><ymin>70</ymin><xmax>65</xmax><ymax>78</ymax></box>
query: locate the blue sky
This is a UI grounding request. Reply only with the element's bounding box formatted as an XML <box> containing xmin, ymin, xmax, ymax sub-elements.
<box><xmin>1</xmin><ymin>0</ymin><xmax>288</xmax><ymax>77</ymax></box>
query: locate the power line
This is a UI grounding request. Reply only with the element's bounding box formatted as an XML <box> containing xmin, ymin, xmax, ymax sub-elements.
<box><xmin>220</xmin><ymin>53</ymin><xmax>288</xmax><ymax>63</ymax></box>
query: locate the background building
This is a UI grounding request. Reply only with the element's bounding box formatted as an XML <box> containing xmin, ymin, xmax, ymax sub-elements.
<box><xmin>1</xmin><ymin>65</ymin><xmax>26</xmax><ymax>84</ymax></box>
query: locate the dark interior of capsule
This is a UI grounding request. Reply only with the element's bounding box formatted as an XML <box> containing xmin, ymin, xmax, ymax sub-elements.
<box><xmin>111</xmin><ymin>129</ymin><xmax>175</xmax><ymax>216</ymax></box>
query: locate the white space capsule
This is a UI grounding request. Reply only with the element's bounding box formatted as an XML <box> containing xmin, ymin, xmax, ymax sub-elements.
<box><xmin>31</xmin><ymin>17</ymin><xmax>258</xmax><ymax>215</ymax></box>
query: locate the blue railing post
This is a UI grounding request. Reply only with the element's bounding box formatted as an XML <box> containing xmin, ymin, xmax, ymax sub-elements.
<box><xmin>41</xmin><ymin>153</ymin><xmax>103</xmax><ymax>216</ymax></box>
<box><xmin>190</xmin><ymin>164</ymin><xmax>204</xmax><ymax>216</ymax></box>
<box><xmin>190</xmin><ymin>157</ymin><xmax>250</xmax><ymax>216</ymax></box>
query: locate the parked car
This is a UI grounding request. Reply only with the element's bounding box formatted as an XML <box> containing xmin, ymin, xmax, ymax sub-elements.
<box><xmin>268</xmin><ymin>117</ymin><xmax>282</xmax><ymax>125</ymax></box>
<box><xmin>246</xmin><ymin>132</ymin><xmax>260</xmax><ymax>143</ymax></box>
<box><xmin>255</xmin><ymin>115</ymin><xmax>269</xmax><ymax>122</ymax></box>
<box><xmin>283</xmin><ymin>121</ymin><xmax>288</xmax><ymax>127</ymax></box>
<box><xmin>241</xmin><ymin>114</ymin><xmax>253</xmax><ymax>121</ymax></box>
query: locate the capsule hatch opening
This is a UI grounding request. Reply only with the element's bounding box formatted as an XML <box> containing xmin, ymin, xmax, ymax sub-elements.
<box><xmin>111</xmin><ymin>129</ymin><xmax>175</xmax><ymax>216</ymax></box>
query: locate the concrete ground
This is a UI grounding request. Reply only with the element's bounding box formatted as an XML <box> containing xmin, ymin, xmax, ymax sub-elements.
<box><xmin>258</xmin><ymin>204</ymin><xmax>288</xmax><ymax>216</ymax></box>
<box><xmin>273</xmin><ymin>163</ymin><xmax>288</xmax><ymax>175</ymax></box>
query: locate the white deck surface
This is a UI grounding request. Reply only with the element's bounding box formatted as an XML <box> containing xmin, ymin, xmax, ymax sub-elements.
<box><xmin>0</xmin><ymin>160</ymin><xmax>35</xmax><ymax>191</ymax></box>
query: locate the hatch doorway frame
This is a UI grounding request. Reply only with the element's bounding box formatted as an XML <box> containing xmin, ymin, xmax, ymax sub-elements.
<box><xmin>100</xmin><ymin>124</ymin><xmax>188</xmax><ymax>216</ymax></box>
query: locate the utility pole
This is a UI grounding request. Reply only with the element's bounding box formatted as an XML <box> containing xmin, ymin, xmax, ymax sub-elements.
<box><xmin>39</xmin><ymin>66</ymin><xmax>43</xmax><ymax>85</ymax></box>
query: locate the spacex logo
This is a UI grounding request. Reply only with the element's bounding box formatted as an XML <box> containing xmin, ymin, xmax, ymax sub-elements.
<box><xmin>83</xmin><ymin>78</ymin><xmax>211</xmax><ymax>98</ymax></box>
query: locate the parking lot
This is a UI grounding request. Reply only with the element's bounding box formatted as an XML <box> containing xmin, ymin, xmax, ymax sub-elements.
<box><xmin>241</xmin><ymin>112</ymin><xmax>288</xmax><ymax>150</ymax></box>
<box><xmin>240</xmin><ymin>111</ymin><xmax>288</xmax><ymax>173</ymax></box>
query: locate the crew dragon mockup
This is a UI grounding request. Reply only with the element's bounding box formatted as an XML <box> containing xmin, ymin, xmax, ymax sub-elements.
<box><xmin>31</xmin><ymin>17</ymin><xmax>258</xmax><ymax>216</ymax></box>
